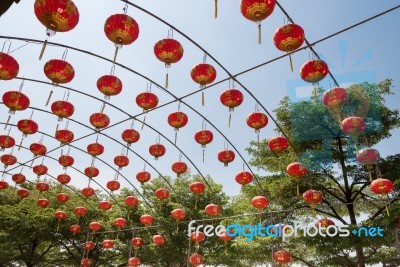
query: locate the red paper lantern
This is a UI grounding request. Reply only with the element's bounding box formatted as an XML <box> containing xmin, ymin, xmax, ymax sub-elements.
<box><xmin>97</xmin><ymin>74</ymin><xmax>123</xmax><ymax>100</ymax></box>
<box><xmin>140</xmin><ymin>214</ymin><xmax>153</xmax><ymax>226</ymax></box>
<box><xmin>74</xmin><ymin>206</ymin><xmax>87</xmax><ymax>217</ymax></box>
<box><xmin>37</xmin><ymin>198</ymin><xmax>50</xmax><ymax>208</ymax></box>
<box><xmin>70</xmin><ymin>224</ymin><xmax>81</xmax><ymax>235</ymax></box>
<box><xmin>89</xmin><ymin>221</ymin><xmax>102</xmax><ymax>232</ymax></box>
<box><xmin>17</xmin><ymin>188</ymin><xmax>30</xmax><ymax>198</ymax></box>
<box><xmin>240</xmin><ymin>0</ymin><xmax>276</xmax><ymax>22</ymax></box>
<box><xmin>114</xmin><ymin>217</ymin><xmax>127</xmax><ymax>229</ymax></box>
<box><xmin>273</xmin><ymin>23</ymin><xmax>305</xmax><ymax>71</ymax></box>
<box><xmin>251</xmin><ymin>196</ymin><xmax>268</xmax><ymax>211</ymax></box>
<box><xmin>316</xmin><ymin>218</ymin><xmax>335</xmax><ymax>228</ymax></box>
<box><xmin>191</xmin><ymin>63</ymin><xmax>217</xmax><ymax>105</ymax></box>
<box><xmin>168</xmin><ymin>111</ymin><xmax>188</xmax><ymax>131</ymax></box>
<box><xmin>33</xmin><ymin>165</ymin><xmax>48</xmax><ymax>177</ymax></box>
<box><xmin>104</xmin><ymin>14</ymin><xmax>139</xmax><ymax>63</ymax></box>
<box><xmin>247</xmin><ymin>112</ymin><xmax>268</xmax><ymax>134</ymax></box>
<box><xmin>114</xmin><ymin>155</ymin><xmax>129</xmax><ymax>168</ymax></box>
<box><xmin>84</xmin><ymin>166</ymin><xmax>99</xmax><ymax>178</ymax></box>
<box><xmin>370</xmin><ymin>178</ymin><xmax>394</xmax><ymax>196</ymax></box>
<box><xmin>84</xmin><ymin>241</ymin><xmax>95</xmax><ymax>251</ymax></box>
<box><xmin>268</xmin><ymin>136</ymin><xmax>289</xmax><ymax>153</ymax></box>
<box><xmin>205</xmin><ymin>203</ymin><xmax>220</xmax><ymax>217</ymax></box>
<box><xmin>99</xmin><ymin>200</ymin><xmax>112</xmax><ymax>211</ymax></box>
<box><xmin>286</xmin><ymin>162</ymin><xmax>308</xmax><ymax>182</ymax></box>
<box><xmin>217</xmin><ymin>149</ymin><xmax>235</xmax><ymax>166</ymax></box>
<box><xmin>125</xmin><ymin>196</ymin><xmax>139</xmax><ymax>207</ymax></box>
<box><xmin>55</xmin><ymin>129</ymin><xmax>74</xmax><ymax>144</ymax></box>
<box><xmin>82</xmin><ymin>187</ymin><xmax>95</xmax><ymax>197</ymax></box>
<box><xmin>80</xmin><ymin>258</ymin><xmax>91</xmax><ymax>267</ymax></box>
<box><xmin>106</xmin><ymin>180</ymin><xmax>120</xmax><ymax>192</ymax></box>
<box><xmin>300</xmin><ymin>59</ymin><xmax>329</xmax><ymax>85</ymax></box>
<box><xmin>219</xmin><ymin>230</ymin><xmax>233</xmax><ymax>244</ymax></box>
<box><xmin>51</xmin><ymin>100</ymin><xmax>74</xmax><ymax>120</ymax></box>
<box><xmin>149</xmin><ymin>143</ymin><xmax>166</xmax><ymax>160</ymax></box>
<box><xmin>1</xmin><ymin>154</ymin><xmax>17</xmax><ymax>167</ymax></box>
<box><xmin>122</xmin><ymin>129</ymin><xmax>140</xmax><ymax>146</ymax></box>
<box><xmin>322</xmin><ymin>87</ymin><xmax>348</xmax><ymax>111</ymax></box>
<box><xmin>171</xmin><ymin>208</ymin><xmax>186</xmax><ymax>222</ymax></box>
<box><xmin>191</xmin><ymin>231</ymin><xmax>205</xmax><ymax>244</ymax></box>
<box><xmin>90</xmin><ymin>113</ymin><xmax>110</xmax><ymax>129</ymax></box>
<box><xmin>55</xmin><ymin>210</ymin><xmax>67</xmax><ymax>220</ymax></box>
<box><xmin>235</xmin><ymin>171</ymin><xmax>253</xmax><ymax>186</ymax></box>
<box><xmin>56</xmin><ymin>193</ymin><xmax>70</xmax><ymax>203</ymax></box>
<box><xmin>194</xmin><ymin>130</ymin><xmax>213</xmax><ymax>147</ymax></box>
<box><xmin>189</xmin><ymin>253</ymin><xmax>203</xmax><ymax>267</ymax></box>
<box><xmin>2</xmin><ymin>91</ymin><xmax>29</xmax><ymax>114</ymax></box>
<box><xmin>87</xmin><ymin>142</ymin><xmax>104</xmax><ymax>157</ymax></box>
<box><xmin>44</xmin><ymin>59</ymin><xmax>75</xmax><ymax>84</ymax></box>
<box><xmin>36</xmin><ymin>181</ymin><xmax>49</xmax><ymax>192</ymax></box>
<box><xmin>220</xmin><ymin>88</ymin><xmax>244</xmax><ymax>126</ymax></box>
<box><xmin>303</xmin><ymin>189</ymin><xmax>323</xmax><ymax>209</ymax></box>
<box><xmin>57</xmin><ymin>173</ymin><xmax>71</xmax><ymax>184</ymax></box>
<box><xmin>189</xmin><ymin>182</ymin><xmax>205</xmax><ymax>195</ymax></box>
<box><xmin>0</xmin><ymin>135</ymin><xmax>15</xmax><ymax>151</ymax></box>
<box><xmin>12</xmin><ymin>173</ymin><xmax>26</xmax><ymax>184</ymax></box>
<box><xmin>136</xmin><ymin>171</ymin><xmax>151</xmax><ymax>184</ymax></box>
<box><xmin>356</xmin><ymin>148</ymin><xmax>380</xmax><ymax>166</ymax></box>
<box><xmin>29</xmin><ymin>143</ymin><xmax>47</xmax><ymax>156</ymax></box>
<box><xmin>58</xmin><ymin>155</ymin><xmax>74</xmax><ymax>168</ymax></box>
<box><xmin>17</xmin><ymin>119</ymin><xmax>38</xmax><ymax>137</ymax></box>
<box><xmin>128</xmin><ymin>257</ymin><xmax>141</xmax><ymax>267</ymax></box>
<box><xmin>0</xmin><ymin>181</ymin><xmax>8</xmax><ymax>190</ymax></box>
<box><xmin>131</xmin><ymin>237</ymin><xmax>144</xmax><ymax>249</ymax></box>
<box><xmin>0</xmin><ymin>52</ymin><xmax>19</xmax><ymax>80</ymax></box>
<box><xmin>155</xmin><ymin>188</ymin><xmax>170</xmax><ymax>200</ymax></box>
<box><xmin>341</xmin><ymin>116</ymin><xmax>366</xmax><ymax>138</ymax></box>
<box><xmin>136</xmin><ymin>92</ymin><xmax>159</xmax><ymax>110</ymax></box>
<box><xmin>274</xmin><ymin>250</ymin><xmax>292</xmax><ymax>265</ymax></box>
<box><xmin>172</xmin><ymin>161</ymin><xmax>188</xmax><ymax>177</ymax></box>
<box><xmin>102</xmin><ymin>239</ymin><xmax>114</xmax><ymax>249</ymax></box>
<box><xmin>152</xmin><ymin>235</ymin><xmax>165</xmax><ymax>246</ymax></box>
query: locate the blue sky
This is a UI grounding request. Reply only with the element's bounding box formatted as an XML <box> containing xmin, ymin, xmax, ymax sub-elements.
<box><xmin>0</xmin><ymin>1</ymin><xmax>399</xmax><ymax>198</ymax></box>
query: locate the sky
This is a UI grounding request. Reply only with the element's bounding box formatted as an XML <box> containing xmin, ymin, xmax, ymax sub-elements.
<box><xmin>1</xmin><ymin>1</ymin><xmax>399</xmax><ymax>266</ymax></box>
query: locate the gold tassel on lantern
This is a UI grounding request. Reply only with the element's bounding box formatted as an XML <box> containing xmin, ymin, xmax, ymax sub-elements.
<box><xmin>165</xmin><ymin>73</ymin><xmax>169</xmax><ymax>89</ymax></box>
<box><xmin>289</xmin><ymin>54</ymin><xmax>293</xmax><ymax>72</ymax></box>
<box><xmin>258</xmin><ymin>23</ymin><xmax>262</xmax><ymax>44</ymax></box>
<box><xmin>39</xmin><ymin>39</ymin><xmax>48</xmax><ymax>60</ymax></box>
<box><xmin>228</xmin><ymin>113</ymin><xmax>232</xmax><ymax>128</ymax></box>
<box><xmin>45</xmin><ymin>90</ymin><xmax>53</xmax><ymax>106</ymax></box>
<box><xmin>202</xmin><ymin>91</ymin><xmax>205</xmax><ymax>106</ymax></box>
<box><xmin>214</xmin><ymin>0</ymin><xmax>218</xmax><ymax>19</ymax></box>
<box><xmin>113</xmin><ymin>46</ymin><xmax>120</xmax><ymax>64</ymax></box>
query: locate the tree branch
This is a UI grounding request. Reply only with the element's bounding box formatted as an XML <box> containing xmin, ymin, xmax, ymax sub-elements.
<box><xmin>292</xmin><ymin>254</ymin><xmax>315</xmax><ymax>267</ymax></box>
<box><xmin>351</xmin><ymin>182</ymin><xmax>370</xmax><ymax>201</ymax></box>
<box><xmin>320</xmin><ymin>199</ymin><xmax>347</xmax><ymax>224</ymax></box>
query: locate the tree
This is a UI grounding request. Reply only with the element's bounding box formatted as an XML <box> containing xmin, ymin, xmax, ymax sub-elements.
<box><xmin>244</xmin><ymin>79</ymin><xmax>400</xmax><ymax>267</ymax></box>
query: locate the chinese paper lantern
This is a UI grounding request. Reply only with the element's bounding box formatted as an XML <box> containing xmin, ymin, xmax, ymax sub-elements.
<box><xmin>90</xmin><ymin>113</ymin><xmax>110</xmax><ymax>130</ymax></box>
<box><xmin>140</xmin><ymin>214</ymin><xmax>153</xmax><ymax>226</ymax></box>
<box><xmin>191</xmin><ymin>63</ymin><xmax>217</xmax><ymax>105</ymax></box>
<box><xmin>235</xmin><ymin>171</ymin><xmax>253</xmax><ymax>186</ymax></box>
<box><xmin>152</xmin><ymin>235</ymin><xmax>165</xmax><ymax>246</ymax></box>
<box><xmin>171</xmin><ymin>161</ymin><xmax>188</xmax><ymax>178</ymax></box>
<box><xmin>273</xmin><ymin>23</ymin><xmax>305</xmax><ymax>71</ymax></box>
<box><xmin>154</xmin><ymin>38</ymin><xmax>184</xmax><ymax>88</ymax></box>
<box><xmin>74</xmin><ymin>206</ymin><xmax>87</xmax><ymax>217</ymax></box>
<box><xmin>84</xmin><ymin>166</ymin><xmax>99</xmax><ymax>178</ymax></box>
<box><xmin>136</xmin><ymin>171</ymin><xmax>151</xmax><ymax>184</ymax></box>
<box><xmin>131</xmin><ymin>237</ymin><xmax>144</xmax><ymax>254</ymax></box>
<box><xmin>1</xmin><ymin>154</ymin><xmax>17</xmax><ymax>168</ymax></box>
<box><xmin>97</xmin><ymin>74</ymin><xmax>123</xmax><ymax>100</ymax></box>
<box><xmin>136</xmin><ymin>92</ymin><xmax>158</xmax><ymax>129</ymax></box>
<box><xmin>82</xmin><ymin>187</ymin><xmax>95</xmax><ymax>197</ymax></box>
<box><xmin>356</xmin><ymin>147</ymin><xmax>380</xmax><ymax>181</ymax></box>
<box><xmin>286</xmin><ymin>162</ymin><xmax>307</xmax><ymax>182</ymax></box>
<box><xmin>12</xmin><ymin>173</ymin><xmax>26</xmax><ymax>184</ymax></box>
<box><xmin>104</xmin><ymin>14</ymin><xmax>139</xmax><ymax>63</ymax></box>
<box><xmin>251</xmin><ymin>196</ymin><xmax>268</xmax><ymax>211</ymax></box>
<box><xmin>17</xmin><ymin>188</ymin><xmax>30</xmax><ymax>198</ymax></box>
<box><xmin>55</xmin><ymin>129</ymin><xmax>74</xmax><ymax>145</ymax></box>
<box><xmin>168</xmin><ymin>111</ymin><xmax>188</xmax><ymax>144</ymax></box>
<box><xmin>128</xmin><ymin>257</ymin><xmax>141</xmax><ymax>267</ymax></box>
<box><xmin>34</xmin><ymin>0</ymin><xmax>79</xmax><ymax>59</ymax></box>
<box><xmin>84</xmin><ymin>241</ymin><xmax>95</xmax><ymax>251</ymax></box>
<box><xmin>300</xmin><ymin>59</ymin><xmax>329</xmax><ymax>96</ymax></box>
<box><xmin>56</xmin><ymin>193</ymin><xmax>70</xmax><ymax>203</ymax></box>
<box><xmin>80</xmin><ymin>258</ymin><xmax>91</xmax><ymax>267</ymax></box>
<box><xmin>0</xmin><ymin>181</ymin><xmax>8</xmax><ymax>190</ymax></box>
<box><xmin>57</xmin><ymin>173</ymin><xmax>71</xmax><ymax>185</ymax></box>
<box><xmin>316</xmin><ymin>218</ymin><xmax>335</xmax><ymax>228</ymax></box>
<box><xmin>30</xmin><ymin>143</ymin><xmax>47</xmax><ymax>157</ymax></box>
<box><xmin>189</xmin><ymin>253</ymin><xmax>203</xmax><ymax>267</ymax></box>
<box><xmin>36</xmin><ymin>181</ymin><xmax>49</xmax><ymax>192</ymax></box>
<box><xmin>247</xmin><ymin>112</ymin><xmax>268</xmax><ymax>141</ymax></box>
<box><xmin>125</xmin><ymin>196</ymin><xmax>139</xmax><ymax>207</ymax></box>
<box><xmin>149</xmin><ymin>143</ymin><xmax>166</xmax><ymax>160</ymax></box>
<box><xmin>114</xmin><ymin>155</ymin><xmax>129</xmax><ymax>169</ymax></box>
<box><xmin>220</xmin><ymin>88</ymin><xmax>244</xmax><ymax>127</ymax></box>
<box><xmin>194</xmin><ymin>129</ymin><xmax>214</xmax><ymax>162</ymax></box>
<box><xmin>240</xmin><ymin>0</ymin><xmax>276</xmax><ymax>44</ymax></box>
<box><xmin>205</xmin><ymin>203</ymin><xmax>220</xmax><ymax>217</ymax></box>
<box><xmin>99</xmin><ymin>200</ymin><xmax>112</xmax><ymax>211</ymax></box>
<box><xmin>191</xmin><ymin>231</ymin><xmax>205</xmax><ymax>246</ymax></box>
<box><xmin>106</xmin><ymin>180</ymin><xmax>120</xmax><ymax>192</ymax></box>
<box><xmin>0</xmin><ymin>52</ymin><xmax>19</xmax><ymax>80</ymax></box>
<box><xmin>58</xmin><ymin>154</ymin><xmax>74</xmax><ymax>169</ymax></box>
<box><xmin>17</xmin><ymin>119</ymin><xmax>38</xmax><ymax>138</ymax></box>
<box><xmin>274</xmin><ymin>250</ymin><xmax>292</xmax><ymax>266</ymax></box>
<box><xmin>217</xmin><ymin>149</ymin><xmax>235</xmax><ymax>166</ymax></box>
<box><xmin>303</xmin><ymin>189</ymin><xmax>323</xmax><ymax>209</ymax></box>
<box><xmin>102</xmin><ymin>240</ymin><xmax>114</xmax><ymax>250</ymax></box>
<box><xmin>155</xmin><ymin>188</ymin><xmax>170</xmax><ymax>201</ymax></box>
<box><xmin>341</xmin><ymin>116</ymin><xmax>366</xmax><ymax>138</ymax></box>
<box><xmin>55</xmin><ymin>211</ymin><xmax>67</xmax><ymax>222</ymax></box>
<box><xmin>89</xmin><ymin>221</ymin><xmax>102</xmax><ymax>232</ymax></box>
<box><xmin>268</xmin><ymin>136</ymin><xmax>289</xmax><ymax>153</ymax></box>
<box><xmin>70</xmin><ymin>224</ymin><xmax>81</xmax><ymax>235</ymax></box>
<box><xmin>322</xmin><ymin>87</ymin><xmax>348</xmax><ymax>115</ymax></box>
<box><xmin>37</xmin><ymin>198</ymin><xmax>50</xmax><ymax>208</ymax></box>
<box><xmin>189</xmin><ymin>182</ymin><xmax>205</xmax><ymax>195</ymax></box>
<box><xmin>87</xmin><ymin>142</ymin><xmax>104</xmax><ymax>157</ymax></box>
<box><xmin>43</xmin><ymin>59</ymin><xmax>75</xmax><ymax>105</ymax></box>
<box><xmin>370</xmin><ymin>178</ymin><xmax>394</xmax><ymax>196</ymax></box>
<box><xmin>33</xmin><ymin>164</ymin><xmax>48</xmax><ymax>177</ymax></box>
<box><xmin>219</xmin><ymin>230</ymin><xmax>233</xmax><ymax>245</ymax></box>
<box><xmin>51</xmin><ymin>100</ymin><xmax>74</xmax><ymax>131</ymax></box>
<box><xmin>2</xmin><ymin>91</ymin><xmax>29</xmax><ymax>128</ymax></box>
<box><xmin>122</xmin><ymin>128</ymin><xmax>140</xmax><ymax>146</ymax></box>
<box><xmin>0</xmin><ymin>135</ymin><xmax>15</xmax><ymax>151</ymax></box>
<box><xmin>171</xmin><ymin>208</ymin><xmax>186</xmax><ymax>222</ymax></box>
<box><xmin>114</xmin><ymin>217</ymin><xmax>127</xmax><ymax>229</ymax></box>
